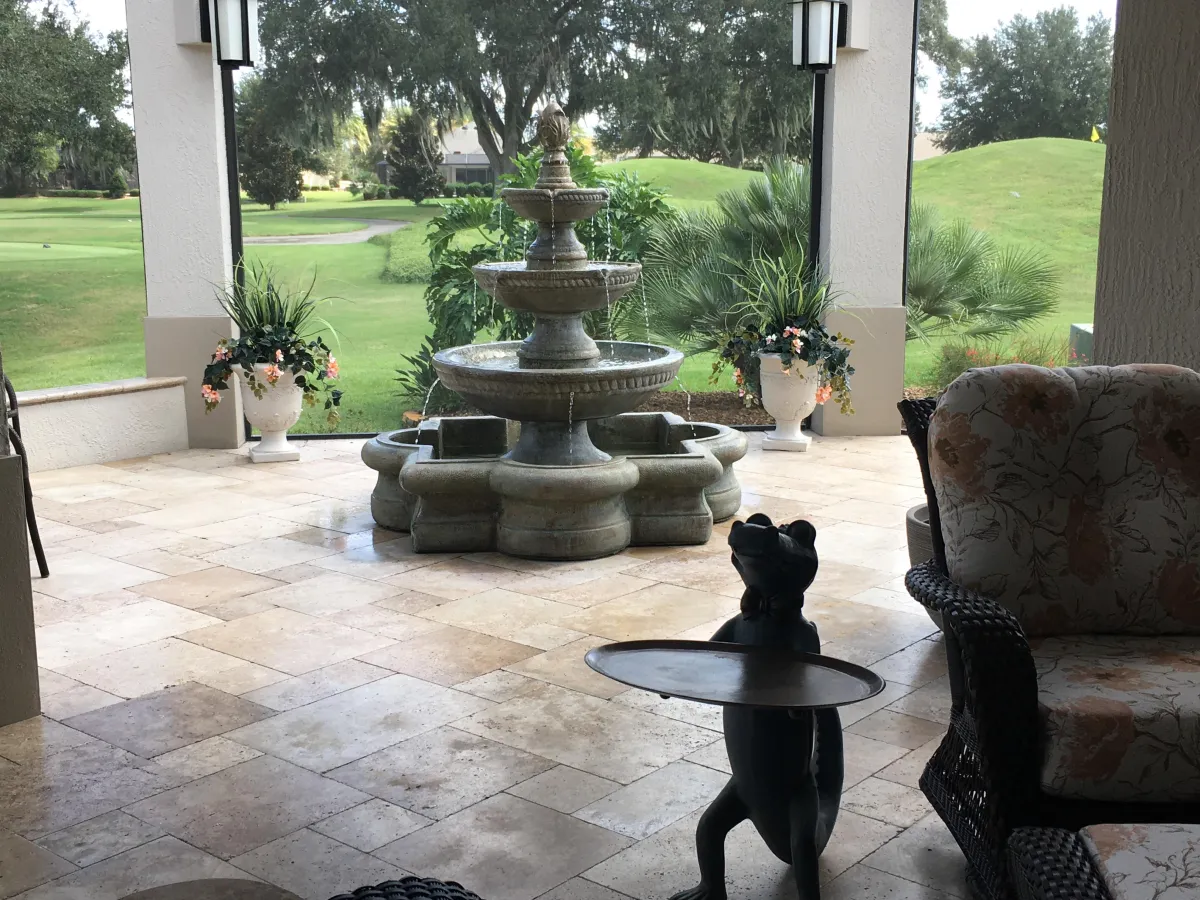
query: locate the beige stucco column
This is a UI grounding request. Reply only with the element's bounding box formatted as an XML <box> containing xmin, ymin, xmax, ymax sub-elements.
<box><xmin>811</xmin><ymin>0</ymin><xmax>915</xmax><ymax>437</ymax></box>
<box><xmin>126</xmin><ymin>0</ymin><xmax>244</xmax><ymax>448</ymax></box>
<box><xmin>1093</xmin><ymin>0</ymin><xmax>1200</xmax><ymax>369</ymax></box>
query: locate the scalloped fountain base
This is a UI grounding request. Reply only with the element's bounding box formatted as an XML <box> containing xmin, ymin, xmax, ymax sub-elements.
<box><xmin>362</xmin><ymin>413</ymin><xmax>749</xmax><ymax>561</ymax></box>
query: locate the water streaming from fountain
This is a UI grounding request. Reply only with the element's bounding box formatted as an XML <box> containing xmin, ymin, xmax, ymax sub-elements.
<box><xmin>421</xmin><ymin>378</ymin><xmax>443</xmax><ymax>419</ymax></box>
<box><xmin>641</xmin><ymin>283</ymin><xmax>653</xmax><ymax>361</ymax></box>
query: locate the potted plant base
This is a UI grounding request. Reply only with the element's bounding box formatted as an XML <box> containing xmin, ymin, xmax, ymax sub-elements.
<box><xmin>757</xmin><ymin>354</ymin><xmax>822</xmax><ymax>452</ymax></box>
<box><xmin>242</xmin><ymin>365</ymin><xmax>304</xmax><ymax>464</ymax></box>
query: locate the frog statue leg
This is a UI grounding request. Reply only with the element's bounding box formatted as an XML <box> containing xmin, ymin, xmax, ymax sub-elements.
<box><xmin>789</xmin><ymin>707</ymin><xmax>844</xmax><ymax>900</ymax></box>
<box><xmin>667</xmin><ymin>780</ymin><xmax>749</xmax><ymax>900</ymax></box>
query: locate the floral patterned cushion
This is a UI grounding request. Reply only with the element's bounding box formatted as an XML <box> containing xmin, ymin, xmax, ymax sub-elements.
<box><xmin>1081</xmin><ymin>824</ymin><xmax>1200</xmax><ymax>900</ymax></box>
<box><xmin>930</xmin><ymin>364</ymin><xmax>1200</xmax><ymax>636</ymax></box>
<box><xmin>1034</xmin><ymin>636</ymin><xmax>1200</xmax><ymax>802</ymax></box>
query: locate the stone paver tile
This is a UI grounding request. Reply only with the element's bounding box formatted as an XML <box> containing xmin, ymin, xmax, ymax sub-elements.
<box><xmin>55</xmin><ymin>638</ymin><xmax>251</xmax><ymax>699</ymax></box>
<box><xmin>330</xmin><ymin>726</ymin><xmax>554</xmax><ymax>820</ymax></box>
<box><xmin>621</xmin><ymin>554</ymin><xmax>744</xmax><ymax>595</ymax></box>
<box><xmin>202</xmin><ymin>537</ymin><xmax>336</xmax><ymax>576</ymax></box>
<box><xmin>259</xmin><ymin>563</ymin><xmax>329</xmax><ymax>584</ymax></box>
<box><xmin>560</xmin><ymin>584</ymin><xmax>737</xmax><ymax>643</ymax></box>
<box><xmin>131</xmin><ymin>567</ymin><xmax>282</xmax><ymax>610</ymax></box>
<box><xmin>183</xmin><ymin>514</ymin><xmax>309</xmax><ymax>546</ymax></box>
<box><xmin>421</xmin><ymin>589</ymin><xmax>580</xmax><ymax>646</ymax></box>
<box><xmin>455</xmin><ymin>670</ymin><xmax>541</xmax><ymax>703</ymax></box>
<box><xmin>194</xmin><ymin>661</ymin><xmax>292</xmax><ymax>695</ymax></box>
<box><xmin>385</xmin><ymin>559</ymin><xmax>519</xmax><ymax>601</ymax></box>
<box><xmin>862</xmin><ymin>813</ymin><xmax>970</xmax><ymax>898</ymax></box>
<box><xmin>267</xmin><ymin>499</ymin><xmax>377</xmax><ymax>533</ymax></box>
<box><xmin>35</xmin><ymin>601</ymin><xmax>220</xmax><ymax>671</ymax></box>
<box><xmin>39</xmin><ymin>686</ymin><xmax>123</xmax><ymax>721</ymax></box>
<box><xmin>0</xmin><ymin>829</ymin><xmax>75</xmax><ymax>898</ymax></box>
<box><xmin>377</xmin><ymin>794</ymin><xmax>632</xmax><ymax>900</ymax></box>
<box><xmin>310</xmin><ymin>799</ymin><xmax>431</xmax><ymax>852</ymax></box>
<box><xmin>842</xmin><ymin>733</ymin><xmax>910</xmax><ymax>790</ymax></box>
<box><xmin>34</xmin><ymin>553</ymin><xmax>163</xmax><ymax>603</ymax></box>
<box><xmin>181</xmin><ymin>607</ymin><xmax>395</xmax><ymax>676</ymax></box>
<box><xmin>0</xmin><ymin>719</ymin><xmax>91</xmax><ymax>766</ymax></box>
<box><xmin>33</xmin><ymin>810</ymin><xmax>163</xmax><ymax>868</ymax></box>
<box><xmin>526</xmin><ymin>573</ymin><xmax>660</xmax><ymax>609</ymax></box>
<box><xmin>151</xmin><ymin>736</ymin><xmax>263</xmax><ymax>780</ymax></box>
<box><xmin>806</xmin><ymin>561</ymin><xmax>899</xmax><ymax>601</ymax></box>
<box><xmin>227</xmin><ymin>674</ymin><xmax>491</xmax><ymax>772</ymax></box>
<box><xmin>0</xmin><ymin>740</ymin><xmax>183</xmax><ymax>837</ymax></box>
<box><xmin>870</xmin><ymin>639</ymin><xmax>948</xmax><ymax>689</ymax></box>
<box><xmin>533</xmin><ymin>878</ymin><xmax>633</xmax><ymax>900</ymax></box>
<box><xmin>115</xmin><ymin>550</ymin><xmax>216</xmax><ymax>577</ymax></box>
<box><xmin>845</xmin><ymin>710</ymin><xmax>946</xmax><ymax>751</ymax></box>
<box><xmin>123</xmin><ymin>756</ymin><xmax>369</xmax><ymax>860</ymax></box>
<box><xmin>612</xmin><ymin>691</ymin><xmax>724</xmax><ymax>732</ymax></box>
<box><xmin>877</xmin><ymin>737</ymin><xmax>942</xmax><ymax>790</ymax></box>
<box><xmin>325</xmin><ymin>604</ymin><xmax>445</xmax><ymax>642</ymax></box>
<box><xmin>507</xmin><ymin>765</ymin><xmax>620</xmax><ymax>814</ymax></box>
<box><xmin>241</xmin><ymin>573</ymin><xmax>400</xmax><ymax>618</ymax></box>
<box><xmin>360</xmin><ymin>626</ymin><xmax>539</xmax><ymax>687</ymax></box>
<box><xmin>314</xmin><ymin>538</ymin><xmax>442</xmax><ymax>580</ymax></box>
<box><xmin>886</xmin><ymin>676</ymin><xmax>952</xmax><ymax>726</ymax></box>
<box><xmin>458</xmin><ymin>682</ymin><xmax>715</xmax><ymax>784</ymax></box>
<box><xmin>574</xmin><ymin>761</ymin><xmax>728</xmax><ymax>839</ymax></box>
<box><xmin>234</xmin><ymin>829</ymin><xmax>407</xmax><ymax>900</ymax></box>
<box><xmin>241</xmin><ymin>659</ymin><xmax>392</xmax><ymax>712</ymax></box>
<box><xmin>64</xmin><ymin>683</ymin><xmax>272</xmax><ymax>758</ymax></box>
<box><xmin>837</xmin><ymin>681</ymin><xmax>914</xmax><ymax>727</ymax></box>
<box><xmin>841</xmin><ymin>777</ymin><xmax>933</xmax><ymax>828</ymax></box>
<box><xmin>374</xmin><ymin>590</ymin><xmax>446</xmax><ymax>616</ymax></box>
<box><xmin>36</xmin><ymin>670</ymin><xmax>81</xmax><ymax>699</ymax></box>
<box><xmin>684</xmin><ymin>741</ymin><xmax>731</xmax><ymax>775</ymax></box>
<box><xmin>13</xmin><ymin>836</ymin><xmax>248</xmax><ymax>900</ymax></box>
<box><xmin>823</xmin><ymin>865</ymin><xmax>960</xmax><ymax>900</ymax></box>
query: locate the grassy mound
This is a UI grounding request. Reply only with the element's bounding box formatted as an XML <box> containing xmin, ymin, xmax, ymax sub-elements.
<box><xmin>599</xmin><ymin>158</ymin><xmax>757</xmax><ymax>204</ymax></box>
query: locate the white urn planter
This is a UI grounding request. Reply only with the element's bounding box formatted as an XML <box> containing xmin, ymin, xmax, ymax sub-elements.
<box><xmin>756</xmin><ymin>352</ymin><xmax>821</xmax><ymax>452</ymax></box>
<box><xmin>240</xmin><ymin>364</ymin><xmax>304</xmax><ymax>463</ymax></box>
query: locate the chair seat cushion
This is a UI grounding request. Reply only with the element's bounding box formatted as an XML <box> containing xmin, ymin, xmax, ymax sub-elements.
<box><xmin>1081</xmin><ymin>824</ymin><xmax>1200</xmax><ymax>900</ymax></box>
<box><xmin>1033</xmin><ymin>636</ymin><xmax>1200</xmax><ymax>802</ymax></box>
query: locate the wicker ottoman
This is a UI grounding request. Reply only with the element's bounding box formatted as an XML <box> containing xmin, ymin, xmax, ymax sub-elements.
<box><xmin>330</xmin><ymin>878</ymin><xmax>484</xmax><ymax>900</ymax></box>
<box><xmin>1009</xmin><ymin>825</ymin><xmax>1200</xmax><ymax>900</ymax></box>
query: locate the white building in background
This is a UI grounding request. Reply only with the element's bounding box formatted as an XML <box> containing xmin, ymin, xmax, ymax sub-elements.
<box><xmin>439</xmin><ymin>124</ymin><xmax>495</xmax><ymax>186</ymax></box>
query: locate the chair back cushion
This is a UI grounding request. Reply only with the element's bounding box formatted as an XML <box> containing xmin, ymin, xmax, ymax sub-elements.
<box><xmin>929</xmin><ymin>364</ymin><xmax>1200</xmax><ymax>636</ymax></box>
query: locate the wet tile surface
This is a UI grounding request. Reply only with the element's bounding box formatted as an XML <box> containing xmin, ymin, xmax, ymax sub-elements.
<box><xmin>18</xmin><ymin>437</ymin><xmax>964</xmax><ymax>900</ymax></box>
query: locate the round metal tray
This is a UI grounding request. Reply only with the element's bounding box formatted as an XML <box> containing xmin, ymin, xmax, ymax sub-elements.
<box><xmin>585</xmin><ymin>640</ymin><xmax>886</xmax><ymax>710</ymax></box>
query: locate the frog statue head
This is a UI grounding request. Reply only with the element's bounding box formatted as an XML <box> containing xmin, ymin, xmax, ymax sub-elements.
<box><xmin>728</xmin><ymin>514</ymin><xmax>819</xmax><ymax>619</ymax></box>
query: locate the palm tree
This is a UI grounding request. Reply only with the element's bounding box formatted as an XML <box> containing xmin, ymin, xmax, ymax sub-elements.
<box><xmin>905</xmin><ymin>203</ymin><xmax>1060</xmax><ymax>342</ymax></box>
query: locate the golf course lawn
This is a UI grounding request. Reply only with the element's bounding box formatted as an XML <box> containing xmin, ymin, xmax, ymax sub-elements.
<box><xmin>0</xmin><ymin>138</ymin><xmax>1105</xmax><ymax>432</ymax></box>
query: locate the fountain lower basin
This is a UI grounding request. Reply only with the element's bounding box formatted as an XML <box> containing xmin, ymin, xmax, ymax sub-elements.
<box><xmin>362</xmin><ymin>413</ymin><xmax>749</xmax><ymax>560</ymax></box>
<box><xmin>433</xmin><ymin>341</ymin><xmax>683</xmax><ymax>423</ymax></box>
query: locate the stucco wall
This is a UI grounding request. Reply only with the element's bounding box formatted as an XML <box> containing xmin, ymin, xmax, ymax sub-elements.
<box><xmin>1093</xmin><ymin>0</ymin><xmax>1200</xmax><ymax>368</ymax></box>
<box><xmin>812</xmin><ymin>0</ymin><xmax>915</xmax><ymax>435</ymax></box>
<box><xmin>17</xmin><ymin>379</ymin><xmax>190</xmax><ymax>472</ymax></box>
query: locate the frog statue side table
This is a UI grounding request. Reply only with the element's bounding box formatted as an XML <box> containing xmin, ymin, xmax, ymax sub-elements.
<box><xmin>586</xmin><ymin>514</ymin><xmax>885</xmax><ymax>900</ymax></box>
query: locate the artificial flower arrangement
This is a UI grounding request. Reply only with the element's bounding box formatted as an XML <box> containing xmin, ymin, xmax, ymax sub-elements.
<box><xmin>200</xmin><ymin>261</ymin><xmax>344</xmax><ymax>426</ymax></box>
<box><xmin>711</xmin><ymin>254</ymin><xmax>856</xmax><ymax>414</ymax></box>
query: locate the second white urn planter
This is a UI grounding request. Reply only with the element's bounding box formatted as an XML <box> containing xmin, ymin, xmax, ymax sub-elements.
<box><xmin>756</xmin><ymin>352</ymin><xmax>821</xmax><ymax>452</ymax></box>
<box><xmin>240</xmin><ymin>364</ymin><xmax>304</xmax><ymax>463</ymax></box>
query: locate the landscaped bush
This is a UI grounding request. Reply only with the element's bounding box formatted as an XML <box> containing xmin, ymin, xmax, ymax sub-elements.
<box><xmin>449</xmin><ymin>182</ymin><xmax>468</xmax><ymax>197</ymax></box>
<box><xmin>347</xmin><ymin>183</ymin><xmax>362</xmax><ymax>196</ymax></box>
<box><xmin>466</xmin><ymin>181</ymin><xmax>484</xmax><ymax>197</ymax></box>
<box><xmin>129</xmin><ymin>189</ymin><xmax>140</xmax><ymax>197</ymax></box>
<box><xmin>442</xmin><ymin>183</ymin><xmax>459</xmax><ymax>198</ymax></box>
<box><xmin>372</xmin><ymin>229</ymin><xmax>432</xmax><ymax>284</ymax></box>
<box><xmin>106</xmin><ymin>171</ymin><xmax>128</xmax><ymax>199</ymax></box>
<box><xmin>39</xmin><ymin>189</ymin><xmax>105</xmax><ymax>198</ymax></box>
<box><xmin>362</xmin><ymin>184</ymin><xmax>379</xmax><ymax>200</ymax></box>
<box><xmin>927</xmin><ymin>335</ymin><xmax>1084</xmax><ymax>391</ymax></box>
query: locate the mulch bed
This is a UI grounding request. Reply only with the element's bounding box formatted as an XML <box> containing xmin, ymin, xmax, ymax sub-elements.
<box><xmin>412</xmin><ymin>390</ymin><xmax>775</xmax><ymax>427</ymax></box>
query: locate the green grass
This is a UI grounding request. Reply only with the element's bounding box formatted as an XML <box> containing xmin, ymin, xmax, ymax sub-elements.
<box><xmin>0</xmin><ymin>146</ymin><xmax>1104</xmax><ymax>430</ymax></box>
<box><xmin>907</xmin><ymin>137</ymin><xmax>1105</xmax><ymax>384</ymax></box>
<box><xmin>599</xmin><ymin>158</ymin><xmax>757</xmax><ymax>203</ymax></box>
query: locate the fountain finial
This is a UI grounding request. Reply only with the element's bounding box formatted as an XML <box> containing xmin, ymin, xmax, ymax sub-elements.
<box><xmin>534</xmin><ymin>100</ymin><xmax>575</xmax><ymax>190</ymax></box>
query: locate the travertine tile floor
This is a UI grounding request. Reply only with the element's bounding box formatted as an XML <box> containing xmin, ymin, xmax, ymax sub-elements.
<box><xmin>2</xmin><ymin>434</ymin><xmax>967</xmax><ymax>900</ymax></box>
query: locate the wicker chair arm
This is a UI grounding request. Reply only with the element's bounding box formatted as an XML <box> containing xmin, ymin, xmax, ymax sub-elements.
<box><xmin>907</xmin><ymin>560</ymin><xmax>1042</xmax><ymax>815</ymax></box>
<box><xmin>1008</xmin><ymin>828</ymin><xmax>1110</xmax><ymax>900</ymax></box>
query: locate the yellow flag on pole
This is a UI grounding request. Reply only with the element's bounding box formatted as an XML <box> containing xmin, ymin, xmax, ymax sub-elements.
<box><xmin>1091</xmin><ymin>126</ymin><xmax>1101</xmax><ymax>143</ymax></box>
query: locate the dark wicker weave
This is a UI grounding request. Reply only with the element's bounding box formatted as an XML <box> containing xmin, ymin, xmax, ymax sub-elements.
<box><xmin>2</xmin><ymin>366</ymin><xmax>48</xmax><ymax>578</ymax></box>
<box><xmin>901</xmin><ymin>400</ymin><xmax>1200</xmax><ymax>900</ymax></box>
<box><xmin>329</xmin><ymin>878</ymin><xmax>484</xmax><ymax>900</ymax></box>
<box><xmin>1007</xmin><ymin>828</ymin><xmax>1110</xmax><ymax>900</ymax></box>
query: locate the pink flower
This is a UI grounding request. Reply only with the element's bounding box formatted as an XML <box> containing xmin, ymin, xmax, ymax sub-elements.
<box><xmin>791</xmin><ymin>338</ymin><xmax>802</xmax><ymax>353</ymax></box>
<box><xmin>325</xmin><ymin>356</ymin><xmax>340</xmax><ymax>380</ymax></box>
<box><xmin>263</xmin><ymin>364</ymin><xmax>282</xmax><ymax>385</ymax></box>
<box><xmin>201</xmin><ymin>384</ymin><xmax>221</xmax><ymax>406</ymax></box>
<box><xmin>275</xmin><ymin>349</ymin><xmax>284</xmax><ymax>363</ymax></box>
<box><xmin>737</xmin><ymin>389</ymin><xmax>746</xmax><ymax>398</ymax></box>
<box><xmin>214</xmin><ymin>344</ymin><xmax>229</xmax><ymax>361</ymax></box>
<box><xmin>815</xmin><ymin>385</ymin><xmax>834</xmax><ymax>405</ymax></box>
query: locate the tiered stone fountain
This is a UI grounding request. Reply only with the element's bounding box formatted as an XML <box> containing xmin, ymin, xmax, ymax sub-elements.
<box><xmin>363</xmin><ymin>101</ymin><xmax>748</xmax><ymax>561</ymax></box>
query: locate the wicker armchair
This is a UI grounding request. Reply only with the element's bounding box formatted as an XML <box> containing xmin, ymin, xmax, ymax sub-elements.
<box><xmin>902</xmin><ymin>365</ymin><xmax>1200</xmax><ymax>900</ymax></box>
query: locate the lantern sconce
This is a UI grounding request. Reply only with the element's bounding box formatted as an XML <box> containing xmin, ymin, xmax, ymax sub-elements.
<box><xmin>792</xmin><ymin>0</ymin><xmax>851</xmax><ymax>71</ymax></box>
<box><xmin>175</xmin><ymin>0</ymin><xmax>260</xmax><ymax>70</ymax></box>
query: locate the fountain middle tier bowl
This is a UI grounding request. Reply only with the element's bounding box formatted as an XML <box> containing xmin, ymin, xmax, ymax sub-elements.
<box><xmin>433</xmin><ymin>341</ymin><xmax>684</xmax><ymax>423</ymax></box>
<box><xmin>501</xmin><ymin>187</ymin><xmax>610</xmax><ymax>225</ymax></box>
<box><xmin>473</xmin><ymin>262</ymin><xmax>642</xmax><ymax>316</ymax></box>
